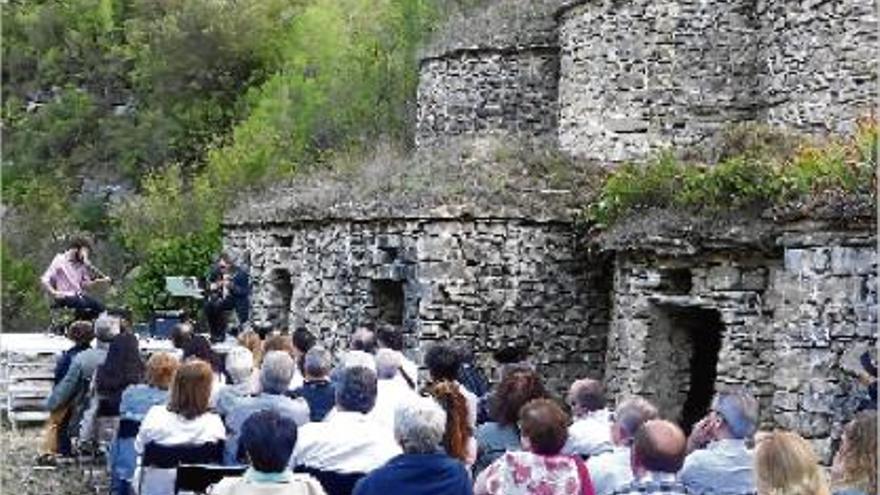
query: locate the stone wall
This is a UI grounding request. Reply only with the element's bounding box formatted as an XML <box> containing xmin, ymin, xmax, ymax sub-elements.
<box><xmin>224</xmin><ymin>218</ymin><xmax>609</xmax><ymax>391</ymax></box>
<box><xmin>604</xmin><ymin>223</ymin><xmax>877</xmax><ymax>460</ymax></box>
<box><xmin>557</xmin><ymin>0</ymin><xmax>760</xmax><ymax>162</ymax></box>
<box><xmin>758</xmin><ymin>0</ymin><xmax>879</xmax><ymax>134</ymax></box>
<box><xmin>416</xmin><ymin>49</ymin><xmax>560</xmax><ymax>147</ymax></box>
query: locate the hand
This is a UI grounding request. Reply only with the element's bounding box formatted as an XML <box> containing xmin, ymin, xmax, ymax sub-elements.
<box><xmin>687</xmin><ymin>415</ymin><xmax>716</xmax><ymax>453</ymax></box>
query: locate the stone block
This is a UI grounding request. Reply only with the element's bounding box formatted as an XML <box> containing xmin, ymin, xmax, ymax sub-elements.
<box><xmin>707</xmin><ymin>265</ymin><xmax>742</xmax><ymax>290</ymax></box>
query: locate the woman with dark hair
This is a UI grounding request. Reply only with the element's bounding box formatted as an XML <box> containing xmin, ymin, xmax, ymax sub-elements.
<box><xmin>473</xmin><ymin>369</ymin><xmax>549</xmax><ymax>474</ymax></box>
<box><xmin>210</xmin><ymin>410</ymin><xmax>325</xmax><ymax>495</ymax></box>
<box><xmin>96</xmin><ymin>333</ymin><xmax>146</xmax><ymax>416</ymax></box>
<box><xmin>428</xmin><ymin>381</ymin><xmax>476</xmax><ymax>468</ymax></box>
<box><xmin>475</xmin><ymin>399</ymin><xmax>594</xmax><ymax>495</ymax></box>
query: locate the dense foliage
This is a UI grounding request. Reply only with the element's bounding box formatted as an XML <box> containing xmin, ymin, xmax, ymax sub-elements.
<box><xmin>587</xmin><ymin>120</ymin><xmax>878</xmax><ymax>226</ymax></box>
<box><xmin>2</xmin><ymin>0</ymin><xmax>467</xmax><ymax>328</ymax></box>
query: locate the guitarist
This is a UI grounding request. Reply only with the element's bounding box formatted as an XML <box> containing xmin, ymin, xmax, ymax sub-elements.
<box><xmin>40</xmin><ymin>237</ymin><xmax>110</xmax><ymax>320</ymax></box>
<box><xmin>203</xmin><ymin>252</ymin><xmax>250</xmax><ymax>343</ymax></box>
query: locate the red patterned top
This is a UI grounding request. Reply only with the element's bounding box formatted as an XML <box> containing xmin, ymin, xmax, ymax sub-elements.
<box><xmin>483</xmin><ymin>451</ymin><xmax>594</xmax><ymax>495</ymax></box>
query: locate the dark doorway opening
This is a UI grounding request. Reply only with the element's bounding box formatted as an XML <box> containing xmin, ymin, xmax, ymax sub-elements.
<box><xmin>266</xmin><ymin>269</ymin><xmax>293</xmax><ymax>330</ymax></box>
<box><xmin>645</xmin><ymin>305</ymin><xmax>724</xmax><ymax>433</ymax></box>
<box><xmin>371</xmin><ymin>280</ymin><xmax>404</xmax><ymax>326</ymax></box>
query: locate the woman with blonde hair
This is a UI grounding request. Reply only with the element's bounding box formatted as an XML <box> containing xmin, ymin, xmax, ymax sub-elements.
<box><xmin>755</xmin><ymin>430</ymin><xmax>830</xmax><ymax>495</ymax></box>
<box><xmin>831</xmin><ymin>411</ymin><xmax>877</xmax><ymax>495</ymax></box>
<box><xmin>237</xmin><ymin>329</ymin><xmax>263</xmax><ymax>366</ymax></box>
<box><xmin>427</xmin><ymin>381</ymin><xmax>477</xmax><ymax>468</ymax></box>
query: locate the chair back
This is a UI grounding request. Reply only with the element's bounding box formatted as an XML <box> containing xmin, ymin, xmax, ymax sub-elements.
<box><xmin>293</xmin><ymin>465</ymin><xmax>364</xmax><ymax>495</ymax></box>
<box><xmin>117</xmin><ymin>418</ymin><xmax>141</xmax><ymax>439</ymax></box>
<box><xmin>175</xmin><ymin>464</ymin><xmax>247</xmax><ymax>494</ymax></box>
<box><xmin>139</xmin><ymin>441</ymin><xmax>224</xmax><ymax>495</ymax></box>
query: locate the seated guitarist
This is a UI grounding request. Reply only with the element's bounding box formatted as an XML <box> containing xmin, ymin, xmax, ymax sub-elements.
<box><xmin>203</xmin><ymin>252</ymin><xmax>250</xmax><ymax>343</ymax></box>
<box><xmin>40</xmin><ymin>237</ymin><xmax>110</xmax><ymax>320</ymax></box>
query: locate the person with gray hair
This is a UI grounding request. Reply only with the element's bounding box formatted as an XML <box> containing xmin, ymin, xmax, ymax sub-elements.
<box><xmin>290</xmin><ymin>346</ymin><xmax>336</xmax><ymax>422</ymax></box>
<box><xmin>215</xmin><ymin>346</ymin><xmax>255</xmax><ymax>417</ymax></box>
<box><xmin>368</xmin><ymin>349</ymin><xmax>420</xmax><ymax>432</ymax></box>
<box><xmin>353</xmin><ymin>397</ymin><xmax>472</xmax><ymax>495</ymax></box>
<box><xmin>679</xmin><ymin>390</ymin><xmax>759</xmax><ymax>495</ymax></box>
<box><xmin>223</xmin><ymin>351</ymin><xmax>310</xmax><ymax>464</ymax></box>
<box><xmin>587</xmin><ymin>397</ymin><xmax>660</xmax><ymax>495</ymax></box>
<box><xmin>292</xmin><ymin>367</ymin><xmax>401</xmax><ymax>485</ymax></box>
<box><xmin>563</xmin><ymin>378</ymin><xmax>614</xmax><ymax>458</ymax></box>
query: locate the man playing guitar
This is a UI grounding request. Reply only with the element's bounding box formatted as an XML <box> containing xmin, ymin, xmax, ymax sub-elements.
<box><xmin>203</xmin><ymin>252</ymin><xmax>250</xmax><ymax>343</ymax></box>
<box><xmin>40</xmin><ymin>237</ymin><xmax>111</xmax><ymax>320</ymax></box>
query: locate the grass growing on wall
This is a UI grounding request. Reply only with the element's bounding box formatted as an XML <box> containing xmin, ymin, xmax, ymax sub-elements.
<box><xmin>587</xmin><ymin>119</ymin><xmax>878</xmax><ymax>226</ymax></box>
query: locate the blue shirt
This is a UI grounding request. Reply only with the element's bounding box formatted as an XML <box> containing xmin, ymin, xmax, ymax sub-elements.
<box><xmin>111</xmin><ymin>385</ymin><xmax>169</xmax><ymax>483</ymax></box>
<box><xmin>353</xmin><ymin>452</ymin><xmax>473</xmax><ymax>495</ymax></box>
<box><xmin>588</xmin><ymin>446</ymin><xmax>634</xmax><ymax>495</ymax></box>
<box><xmin>291</xmin><ymin>380</ymin><xmax>336</xmax><ymax>422</ymax></box>
<box><xmin>224</xmin><ymin>393</ymin><xmax>310</xmax><ymax>464</ymax></box>
<box><xmin>680</xmin><ymin>439</ymin><xmax>755</xmax><ymax>495</ymax></box>
<box><xmin>474</xmin><ymin>422</ymin><xmax>521</xmax><ymax>475</ymax></box>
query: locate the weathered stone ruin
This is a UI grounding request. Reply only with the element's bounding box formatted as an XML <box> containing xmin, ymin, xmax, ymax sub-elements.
<box><xmin>226</xmin><ymin>0</ymin><xmax>877</xmax><ymax>459</ymax></box>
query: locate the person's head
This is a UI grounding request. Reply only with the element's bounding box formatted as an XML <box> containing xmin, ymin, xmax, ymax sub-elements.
<box><xmin>291</xmin><ymin>328</ymin><xmax>316</xmax><ymax>357</ymax></box>
<box><xmin>67</xmin><ymin>236</ymin><xmax>92</xmax><ymax>262</ymax></box>
<box><xmin>568</xmin><ymin>378</ymin><xmax>607</xmax><ymax>417</ymax></box>
<box><xmin>375</xmin><ymin>348</ymin><xmax>401</xmax><ymax>380</ymax></box>
<box><xmin>519</xmin><ymin>399</ymin><xmax>570</xmax><ymax>456</ymax></box>
<box><xmin>376</xmin><ymin>325</ymin><xmax>404</xmax><ymax>352</ymax></box>
<box><xmin>183</xmin><ymin>334</ymin><xmax>219</xmax><ymax>371</ymax></box>
<box><xmin>170</xmin><ymin>322</ymin><xmax>194</xmax><ymax>350</ymax></box>
<box><xmin>98</xmin><ymin>332</ymin><xmax>144</xmax><ymax>389</ymax></box>
<box><xmin>217</xmin><ymin>252</ymin><xmax>235</xmax><ymax>272</ymax></box>
<box><xmin>225</xmin><ymin>346</ymin><xmax>254</xmax><ymax>385</ymax></box>
<box><xmin>709</xmin><ymin>390</ymin><xmax>759</xmax><ymax>440</ymax></box>
<box><xmin>424</xmin><ymin>342</ymin><xmax>461</xmax><ymax>382</ymax></box>
<box><xmin>303</xmin><ymin>346</ymin><xmax>332</xmax><ymax>380</ymax></box>
<box><xmin>237</xmin><ymin>329</ymin><xmax>262</xmax><ymax>360</ymax></box>
<box><xmin>428</xmin><ymin>380</ymin><xmax>473</xmax><ymax>462</ymax></box>
<box><xmin>490</xmin><ymin>369</ymin><xmax>549</xmax><ymax>426</ymax></box>
<box><xmin>335</xmin><ymin>366</ymin><xmax>377</xmax><ymax>414</ymax></box>
<box><xmin>106</xmin><ymin>308</ymin><xmax>133</xmax><ymax>334</ymax></box>
<box><xmin>755</xmin><ymin>431</ymin><xmax>830</xmax><ymax>495</ymax></box>
<box><xmin>94</xmin><ymin>314</ymin><xmax>121</xmax><ymax>344</ymax></box>
<box><xmin>394</xmin><ymin>396</ymin><xmax>446</xmax><ymax>454</ymax></box>
<box><xmin>167</xmin><ymin>359</ymin><xmax>214</xmax><ymax>420</ymax></box>
<box><xmin>66</xmin><ymin>320</ymin><xmax>95</xmax><ymax>346</ymax></box>
<box><xmin>493</xmin><ymin>342</ymin><xmax>530</xmax><ymax>365</ymax></box>
<box><xmin>351</xmin><ymin>327</ymin><xmax>377</xmax><ymax>354</ymax></box>
<box><xmin>260</xmin><ymin>350</ymin><xmax>295</xmax><ymax>395</ymax></box>
<box><xmin>145</xmin><ymin>352</ymin><xmax>180</xmax><ymax>390</ymax></box>
<box><xmin>631</xmin><ymin>420</ymin><xmax>687</xmax><ymax>477</ymax></box>
<box><xmin>832</xmin><ymin>411</ymin><xmax>877</xmax><ymax>494</ymax></box>
<box><xmin>263</xmin><ymin>334</ymin><xmax>295</xmax><ymax>361</ymax></box>
<box><xmin>241</xmin><ymin>409</ymin><xmax>297</xmax><ymax>474</ymax></box>
<box><xmin>612</xmin><ymin>397</ymin><xmax>659</xmax><ymax>446</ymax></box>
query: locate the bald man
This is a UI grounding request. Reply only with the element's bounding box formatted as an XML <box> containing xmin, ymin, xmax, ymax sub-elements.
<box><xmin>609</xmin><ymin>420</ymin><xmax>689</xmax><ymax>495</ymax></box>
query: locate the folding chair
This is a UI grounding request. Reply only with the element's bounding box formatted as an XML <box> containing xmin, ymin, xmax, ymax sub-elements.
<box><xmin>138</xmin><ymin>441</ymin><xmax>225</xmax><ymax>495</ymax></box>
<box><xmin>175</xmin><ymin>464</ymin><xmax>247</xmax><ymax>494</ymax></box>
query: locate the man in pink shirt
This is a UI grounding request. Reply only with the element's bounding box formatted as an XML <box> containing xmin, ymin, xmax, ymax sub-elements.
<box><xmin>41</xmin><ymin>237</ymin><xmax>109</xmax><ymax>319</ymax></box>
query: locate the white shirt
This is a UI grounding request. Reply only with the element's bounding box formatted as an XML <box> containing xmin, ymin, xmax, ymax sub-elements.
<box><xmin>291</xmin><ymin>411</ymin><xmax>402</xmax><ymax>474</ymax></box>
<box><xmin>368</xmin><ymin>378</ymin><xmax>420</xmax><ymax>432</ymax></box>
<box><xmin>288</xmin><ymin>368</ymin><xmax>305</xmax><ymax>391</ymax></box>
<box><xmin>587</xmin><ymin>446</ymin><xmax>633</xmax><ymax>495</ymax></box>
<box><xmin>563</xmin><ymin>408</ymin><xmax>614</xmax><ymax>457</ymax></box>
<box><xmin>457</xmin><ymin>381</ymin><xmax>478</xmax><ymax>428</ymax></box>
<box><xmin>135</xmin><ymin>406</ymin><xmax>226</xmax><ymax>495</ymax></box>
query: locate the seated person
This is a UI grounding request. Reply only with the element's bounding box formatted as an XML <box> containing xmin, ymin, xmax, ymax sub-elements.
<box><xmin>680</xmin><ymin>390</ymin><xmax>759</xmax><ymax>495</ymax></box>
<box><xmin>353</xmin><ymin>396</ymin><xmax>472</xmax><ymax>495</ymax></box>
<box><xmin>563</xmin><ymin>378</ymin><xmax>613</xmax><ymax>458</ymax></box>
<box><xmin>109</xmin><ymin>352</ymin><xmax>180</xmax><ymax>495</ymax></box>
<box><xmin>367</xmin><ymin>349</ymin><xmax>420</xmax><ymax>433</ymax></box>
<box><xmin>225</xmin><ymin>351</ymin><xmax>310</xmax><ymax>464</ymax></box>
<box><xmin>135</xmin><ymin>360</ymin><xmax>226</xmax><ymax>495</ymax></box>
<box><xmin>216</xmin><ymin>347</ymin><xmax>256</xmax><ymax>418</ymax></box>
<box><xmin>210</xmin><ymin>410</ymin><xmax>326</xmax><ymax>495</ymax></box>
<box><xmin>39</xmin><ymin>320</ymin><xmax>94</xmax><ymax>459</ymax></box>
<box><xmin>587</xmin><ymin>398</ymin><xmax>658</xmax><ymax>495</ymax></box>
<box><xmin>424</xmin><ymin>342</ymin><xmax>478</xmax><ymax>427</ymax></box>
<box><xmin>375</xmin><ymin>325</ymin><xmax>418</xmax><ymax>390</ymax></box>
<box><xmin>40</xmin><ymin>236</ymin><xmax>108</xmax><ymax>320</ymax></box>
<box><xmin>610</xmin><ymin>420</ymin><xmax>689</xmax><ymax>495</ymax></box>
<box><xmin>831</xmin><ymin>411</ymin><xmax>877</xmax><ymax>495</ymax></box>
<box><xmin>290</xmin><ymin>347</ymin><xmax>337</xmax><ymax>422</ymax></box>
<box><xmin>291</xmin><ymin>367</ymin><xmax>401</xmax><ymax>489</ymax></box>
<box><xmin>474</xmin><ymin>399</ymin><xmax>594</xmax><ymax>495</ymax></box>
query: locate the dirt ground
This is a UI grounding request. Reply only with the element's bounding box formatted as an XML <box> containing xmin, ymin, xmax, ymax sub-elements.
<box><xmin>0</xmin><ymin>423</ymin><xmax>108</xmax><ymax>495</ymax></box>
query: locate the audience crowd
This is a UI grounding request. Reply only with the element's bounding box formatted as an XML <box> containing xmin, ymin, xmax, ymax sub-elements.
<box><xmin>40</xmin><ymin>316</ymin><xmax>877</xmax><ymax>495</ymax></box>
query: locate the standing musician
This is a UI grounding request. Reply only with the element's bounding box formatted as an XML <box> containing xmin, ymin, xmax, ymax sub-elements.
<box><xmin>40</xmin><ymin>237</ymin><xmax>111</xmax><ymax>320</ymax></box>
<box><xmin>203</xmin><ymin>252</ymin><xmax>250</xmax><ymax>343</ymax></box>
